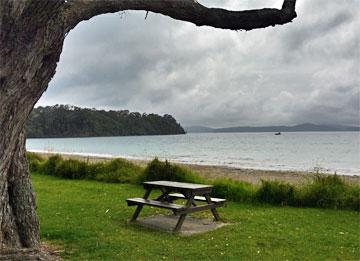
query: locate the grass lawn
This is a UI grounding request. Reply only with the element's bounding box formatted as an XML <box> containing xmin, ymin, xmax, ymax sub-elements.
<box><xmin>32</xmin><ymin>173</ymin><xmax>360</xmax><ymax>260</ymax></box>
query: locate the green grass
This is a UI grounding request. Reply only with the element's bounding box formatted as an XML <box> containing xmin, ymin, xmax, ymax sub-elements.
<box><xmin>33</xmin><ymin>173</ymin><xmax>360</xmax><ymax>260</ymax></box>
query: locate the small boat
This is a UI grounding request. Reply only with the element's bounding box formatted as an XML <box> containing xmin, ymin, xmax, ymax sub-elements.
<box><xmin>275</xmin><ymin>132</ymin><xmax>281</xmax><ymax>135</ymax></box>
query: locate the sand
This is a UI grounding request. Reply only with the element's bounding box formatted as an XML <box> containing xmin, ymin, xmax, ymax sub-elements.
<box><xmin>33</xmin><ymin>152</ymin><xmax>359</xmax><ymax>185</ymax></box>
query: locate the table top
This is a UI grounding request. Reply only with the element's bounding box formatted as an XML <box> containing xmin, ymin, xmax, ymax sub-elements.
<box><xmin>143</xmin><ymin>181</ymin><xmax>213</xmax><ymax>191</ymax></box>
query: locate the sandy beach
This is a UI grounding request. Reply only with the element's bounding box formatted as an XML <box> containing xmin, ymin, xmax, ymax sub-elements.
<box><xmin>32</xmin><ymin>151</ymin><xmax>360</xmax><ymax>185</ymax></box>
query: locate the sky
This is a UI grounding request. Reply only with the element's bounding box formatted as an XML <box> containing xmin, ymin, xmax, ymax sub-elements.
<box><xmin>38</xmin><ymin>0</ymin><xmax>359</xmax><ymax>128</ymax></box>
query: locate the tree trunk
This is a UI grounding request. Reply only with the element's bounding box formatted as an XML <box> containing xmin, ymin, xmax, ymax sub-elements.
<box><xmin>0</xmin><ymin>132</ymin><xmax>39</xmax><ymax>247</ymax></box>
<box><xmin>0</xmin><ymin>2</ymin><xmax>66</xmax><ymax>254</ymax></box>
<box><xmin>0</xmin><ymin>0</ymin><xmax>297</xmax><ymax>257</ymax></box>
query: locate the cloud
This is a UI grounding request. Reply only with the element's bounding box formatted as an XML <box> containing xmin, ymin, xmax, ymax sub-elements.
<box><xmin>38</xmin><ymin>0</ymin><xmax>359</xmax><ymax>127</ymax></box>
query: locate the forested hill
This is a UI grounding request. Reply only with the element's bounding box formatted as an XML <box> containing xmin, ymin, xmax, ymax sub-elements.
<box><xmin>26</xmin><ymin>105</ymin><xmax>185</xmax><ymax>138</ymax></box>
<box><xmin>185</xmin><ymin>123</ymin><xmax>360</xmax><ymax>133</ymax></box>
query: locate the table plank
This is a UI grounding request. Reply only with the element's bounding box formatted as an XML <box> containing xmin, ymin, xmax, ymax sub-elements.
<box><xmin>144</xmin><ymin>181</ymin><xmax>213</xmax><ymax>190</ymax></box>
<box><xmin>127</xmin><ymin>198</ymin><xmax>184</xmax><ymax>210</ymax></box>
<box><xmin>168</xmin><ymin>193</ymin><xmax>226</xmax><ymax>203</ymax></box>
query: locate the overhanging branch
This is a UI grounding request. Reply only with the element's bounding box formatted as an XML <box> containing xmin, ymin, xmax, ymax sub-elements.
<box><xmin>63</xmin><ymin>0</ymin><xmax>297</xmax><ymax>32</ymax></box>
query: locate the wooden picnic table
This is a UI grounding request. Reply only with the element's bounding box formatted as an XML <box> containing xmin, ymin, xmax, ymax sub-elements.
<box><xmin>126</xmin><ymin>180</ymin><xmax>226</xmax><ymax>232</ymax></box>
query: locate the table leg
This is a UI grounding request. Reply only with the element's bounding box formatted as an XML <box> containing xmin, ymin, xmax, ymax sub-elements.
<box><xmin>156</xmin><ymin>188</ymin><xmax>178</xmax><ymax>215</ymax></box>
<box><xmin>173</xmin><ymin>196</ymin><xmax>194</xmax><ymax>232</ymax></box>
<box><xmin>156</xmin><ymin>188</ymin><xmax>172</xmax><ymax>203</ymax></box>
<box><xmin>204</xmin><ymin>194</ymin><xmax>221</xmax><ymax>221</ymax></box>
<box><xmin>130</xmin><ymin>187</ymin><xmax>152</xmax><ymax>222</ymax></box>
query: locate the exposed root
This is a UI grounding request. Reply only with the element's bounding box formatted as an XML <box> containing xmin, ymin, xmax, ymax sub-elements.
<box><xmin>0</xmin><ymin>243</ymin><xmax>61</xmax><ymax>261</ymax></box>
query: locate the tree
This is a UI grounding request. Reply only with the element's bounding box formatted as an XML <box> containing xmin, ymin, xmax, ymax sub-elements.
<box><xmin>0</xmin><ymin>0</ymin><xmax>297</xmax><ymax>257</ymax></box>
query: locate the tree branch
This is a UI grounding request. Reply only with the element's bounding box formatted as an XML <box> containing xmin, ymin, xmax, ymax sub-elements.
<box><xmin>63</xmin><ymin>0</ymin><xmax>297</xmax><ymax>32</ymax></box>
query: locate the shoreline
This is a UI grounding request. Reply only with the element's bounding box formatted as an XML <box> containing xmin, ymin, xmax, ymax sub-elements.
<box><xmin>30</xmin><ymin>151</ymin><xmax>360</xmax><ymax>185</ymax></box>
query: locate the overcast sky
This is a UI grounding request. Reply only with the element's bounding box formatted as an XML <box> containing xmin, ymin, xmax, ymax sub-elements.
<box><xmin>38</xmin><ymin>0</ymin><xmax>359</xmax><ymax>128</ymax></box>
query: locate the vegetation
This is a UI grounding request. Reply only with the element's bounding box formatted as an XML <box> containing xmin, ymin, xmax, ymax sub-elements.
<box><xmin>25</xmin><ymin>105</ymin><xmax>185</xmax><ymax>138</ymax></box>
<box><xmin>138</xmin><ymin>158</ymin><xmax>206</xmax><ymax>184</ymax></box>
<box><xmin>33</xmin><ymin>174</ymin><xmax>359</xmax><ymax>260</ymax></box>
<box><xmin>29</xmin><ymin>153</ymin><xmax>142</xmax><ymax>184</ymax></box>
<box><xmin>28</xmin><ymin>153</ymin><xmax>360</xmax><ymax>211</ymax></box>
<box><xmin>256</xmin><ymin>180</ymin><xmax>295</xmax><ymax>206</ymax></box>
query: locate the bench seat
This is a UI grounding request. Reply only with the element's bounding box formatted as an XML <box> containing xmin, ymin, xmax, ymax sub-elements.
<box><xmin>168</xmin><ymin>193</ymin><xmax>226</xmax><ymax>204</ymax></box>
<box><xmin>126</xmin><ymin>197</ymin><xmax>185</xmax><ymax>211</ymax></box>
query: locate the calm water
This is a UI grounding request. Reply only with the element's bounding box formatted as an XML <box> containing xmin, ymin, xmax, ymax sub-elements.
<box><xmin>26</xmin><ymin>132</ymin><xmax>360</xmax><ymax>175</ymax></box>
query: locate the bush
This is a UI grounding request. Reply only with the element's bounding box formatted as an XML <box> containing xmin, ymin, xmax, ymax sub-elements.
<box><xmin>54</xmin><ymin>159</ymin><xmax>88</xmax><ymax>179</ymax></box>
<box><xmin>30</xmin><ymin>154</ymin><xmax>143</xmax><ymax>183</ymax></box>
<box><xmin>85</xmin><ymin>162</ymin><xmax>105</xmax><ymax>180</ymax></box>
<box><xmin>298</xmin><ymin>174</ymin><xmax>358</xmax><ymax>210</ymax></box>
<box><xmin>41</xmin><ymin>155</ymin><xmax>63</xmax><ymax>175</ymax></box>
<box><xmin>95</xmin><ymin>159</ymin><xmax>142</xmax><ymax>184</ymax></box>
<box><xmin>212</xmin><ymin>179</ymin><xmax>255</xmax><ymax>202</ymax></box>
<box><xmin>27</xmin><ymin>152</ymin><xmax>45</xmax><ymax>172</ymax></box>
<box><xmin>139</xmin><ymin>158</ymin><xmax>204</xmax><ymax>184</ymax></box>
<box><xmin>256</xmin><ymin>180</ymin><xmax>295</xmax><ymax>205</ymax></box>
<box><xmin>95</xmin><ymin>168</ymin><xmax>133</xmax><ymax>183</ymax></box>
<box><xmin>27</xmin><ymin>152</ymin><xmax>44</xmax><ymax>162</ymax></box>
<box><xmin>344</xmin><ymin>186</ymin><xmax>360</xmax><ymax>211</ymax></box>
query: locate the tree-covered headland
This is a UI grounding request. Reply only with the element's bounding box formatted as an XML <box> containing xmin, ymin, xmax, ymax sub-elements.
<box><xmin>26</xmin><ymin>105</ymin><xmax>185</xmax><ymax>138</ymax></box>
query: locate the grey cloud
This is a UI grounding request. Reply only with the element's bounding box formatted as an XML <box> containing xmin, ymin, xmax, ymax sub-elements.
<box><xmin>39</xmin><ymin>0</ymin><xmax>359</xmax><ymax>128</ymax></box>
<box><xmin>284</xmin><ymin>10</ymin><xmax>353</xmax><ymax>51</ymax></box>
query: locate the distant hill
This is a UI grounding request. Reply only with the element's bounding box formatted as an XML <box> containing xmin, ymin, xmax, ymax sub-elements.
<box><xmin>184</xmin><ymin>126</ymin><xmax>215</xmax><ymax>133</ymax></box>
<box><xmin>26</xmin><ymin>105</ymin><xmax>185</xmax><ymax>138</ymax></box>
<box><xmin>185</xmin><ymin>123</ymin><xmax>360</xmax><ymax>133</ymax></box>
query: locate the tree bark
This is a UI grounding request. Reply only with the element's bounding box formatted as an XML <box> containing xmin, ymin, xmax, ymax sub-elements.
<box><xmin>0</xmin><ymin>0</ymin><xmax>297</xmax><ymax>257</ymax></box>
<box><xmin>0</xmin><ymin>1</ymin><xmax>66</xmax><ymax>253</ymax></box>
<box><xmin>63</xmin><ymin>0</ymin><xmax>297</xmax><ymax>32</ymax></box>
<box><xmin>0</xmin><ymin>132</ymin><xmax>39</xmax><ymax>247</ymax></box>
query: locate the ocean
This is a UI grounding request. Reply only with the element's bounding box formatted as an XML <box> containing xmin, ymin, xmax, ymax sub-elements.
<box><xmin>26</xmin><ymin>132</ymin><xmax>360</xmax><ymax>175</ymax></box>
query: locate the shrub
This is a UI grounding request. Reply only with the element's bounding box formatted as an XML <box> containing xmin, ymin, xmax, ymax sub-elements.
<box><xmin>54</xmin><ymin>159</ymin><xmax>88</xmax><ymax>179</ymax></box>
<box><xmin>29</xmin><ymin>159</ymin><xmax>41</xmax><ymax>172</ymax></box>
<box><xmin>31</xmin><ymin>155</ymin><xmax>143</xmax><ymax>183</ymax></box>
<box><xmin>41</xmin><ymin>155</ymin><xmax>63</xmax><ymax>175</ymax></box>
<box><xmin>139</xmin><ymin>158</ymin><xmax>204</xmax><ymax>184</ymax></box>
<box><xmin>27</xmin><ymin>152</ymin><xmax>44</xmax><ymax>162</ymax></box>
<box><xmin>95</xmin><ymin>159</ymin><xmax>142</xmax><ymax>184</ymax></box>
<box><xmin>256</xmin><ymin>180</ymin><xmax>295</xmax><ymax>205</ymax></box>
<box><xmin>27</xmin><ymin>152</ymin><xmax>45</xmax><ymax>172</ymax></box>
<box><xmin>344</xmin><ymin>186</ymin><xmax>360</xmax><ymax>211</ymax></box>
<box><xmin>212</xmin><ymin>179</ymin><xmax>254</xmax><ymax>202</ymax></box>
<box><xmin>298</xmin><ymin>174</ymin><xmax>356</xmax><ymax>209</ymax></box>
<box><xmin>95</xmin><ymin>168</ymin><xmax>132</xmax><ymax>183</ymax></box>
<box><xmin>86</xmin><ymin>162</ymin><xmax>106</xmax><ymax>180</ymax></box>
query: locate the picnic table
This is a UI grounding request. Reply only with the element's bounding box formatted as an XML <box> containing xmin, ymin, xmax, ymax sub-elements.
<box><xmin>126</xmin><ymin>181</ymin><xmax>226</xmax><ymax>232</ymax></box>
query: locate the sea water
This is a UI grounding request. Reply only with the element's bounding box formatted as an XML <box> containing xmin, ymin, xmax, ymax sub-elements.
<box><xmin>26</xmin><ymin>132</ymin><xmax>360</xmax><ymax>175</ymax></box>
